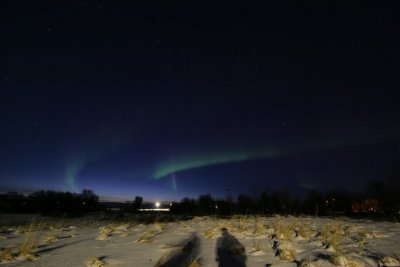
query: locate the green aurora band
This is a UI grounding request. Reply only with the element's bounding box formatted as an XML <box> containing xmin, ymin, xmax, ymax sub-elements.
<box><xmin>154</xmin><ymin>148</ymin><xmax>279</xmax><ymax>180</ymax></box>
<box><xmin>64</xmin><ymin>125</ymin><xmax>132</xmax><ymax>192</ymax></box>
<box><xmin>153</xmin><ymin>130</ymin><xmax>400</xmax><ymax>180</ymax></box>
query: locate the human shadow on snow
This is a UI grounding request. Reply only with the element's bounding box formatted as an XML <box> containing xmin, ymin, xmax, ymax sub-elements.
<box><xmin>215</xmin><ymin>228</ymin><xmax>247</xmax><ymax>267</ymax></box>
<box><xmin>156</xmin><ymin>233</ymin><xmax>201</xmax><ymax>267</ymax></box>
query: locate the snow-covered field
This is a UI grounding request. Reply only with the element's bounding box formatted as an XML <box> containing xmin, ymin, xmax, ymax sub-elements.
<box><xmin>0</xmin><ymin>215</ymin><xmax>399</xmax><ymax>266</ymax></box>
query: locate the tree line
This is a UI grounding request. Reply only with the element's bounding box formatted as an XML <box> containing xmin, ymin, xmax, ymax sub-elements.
<box><xmin>169</xmin><ymin>181</ymin><xmax>400</xmax><ymax>218</ymax></box>
<box><xmin>0</xmin><ymin>180</ymin><xmax>399</xmax><ymax>218</ymax></box>
<box><xmin>0</xmin><ymin>189</ymin><xmax>103</xmax><ymax>215</ymax></box>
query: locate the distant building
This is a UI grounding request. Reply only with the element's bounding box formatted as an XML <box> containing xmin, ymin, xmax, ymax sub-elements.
<box><xmin>352</xmin><ymin>198</ymin><xmax>380</xmax><ymax>212</ymax></box>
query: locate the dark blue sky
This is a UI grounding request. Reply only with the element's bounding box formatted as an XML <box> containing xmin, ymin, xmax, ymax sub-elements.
<box><xmin>1</xmin><ymin>2</ymin><xmax>399</xmax><ymax>201</ymax></box>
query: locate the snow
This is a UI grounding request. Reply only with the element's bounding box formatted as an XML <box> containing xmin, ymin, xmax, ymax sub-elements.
<box><xmin>0</xmin><ymin>215</ymin><xmax>399</xmax><ymax>266</ymax></box>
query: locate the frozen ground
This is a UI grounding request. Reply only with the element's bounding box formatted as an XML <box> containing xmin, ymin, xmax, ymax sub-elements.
<box><xmin>0</xmin><ymin>214</ymin><xmax>399</xmax><ymax>266</ymax></box>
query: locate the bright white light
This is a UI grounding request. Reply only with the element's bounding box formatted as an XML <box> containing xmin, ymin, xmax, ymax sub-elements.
<box><xmin>155</xmin><ymin>201</ymin><xmax>160</xmax><ymax>208</ymax></box>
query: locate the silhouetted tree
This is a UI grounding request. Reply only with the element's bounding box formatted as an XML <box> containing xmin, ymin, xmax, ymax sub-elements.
<box><xmin>132</xmin><ymin>196</ymin><xmax>143</xmax><ymax>212</ymax></box>
<box><xmin>303</xmin><ymin>189</ymin><xmax>324</xmax><ymax>215</ymax></box>
<box><xmin>197</xmin><ymin>194</ymin><xmax>214</xmax><ymax>215</ymax></box>
<box><xmin>325</xmin><ymin>189</ymin><xmax>351</xmax><ymax>214</ymax></box>
<box><xmin>367</xmin><ymin>181</ymin><xmax>399</xmax><ymax>214</ymax></box>
<box><xmin>258</xmin><ymin>191</ymin><xmax>270</xmax><ymax>214</ymax></box>
<box><xmin>80</xmin><ymin>189</ymin><xmax>100</xmax><ymax>212</ymax></box>
<box><xmin>237</xmin><ymin>194</ymin><xmax>256</xmax><ymax>214</ymax></box>
<box><xmin>27</xmin><ymin>189</ymin><xmax>101</xmax><ymax>215</ymax></box>
<box><xmin>170</xmin><ymin>197</ymin><xmax>196</xmax><ymax>215</ymax></box>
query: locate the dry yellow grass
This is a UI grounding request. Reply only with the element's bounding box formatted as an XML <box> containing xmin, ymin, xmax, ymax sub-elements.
<box><xmin>85</xmin><ymin>256</ymin><xmax>107</xmax><ymax>267</ymax></box>
<box><xmin>252</xmin><ymin>239</ymin><xmax>262</xmax><ymax>252</ymax></box>
<box><xmin>136</xmin><ymin>224</ymin><xmax>164</xmax><ymax>243</ymax></box>
<box><xmin>378</xmin><ymin>256</ymin><xmax>400</xmax><ymax>267</ymax></box>
<box><xmin>296</xmin><ymin>224</ymin><xmax>312</xmax><ymax>239</ymax></box>
<box><xmin>16</xmin><ymin>218</ymin><xmax>43</xmax><ymax>261</ymax></box>
<box><xmin>0</xmin><ymin>218</ymin><xmax>44</xmax><ymax>263</ymax></box>
<box><xmin>0</xmin><ymin>247</ymin><xmax>14</xmax><ymax>263</ymax></box>
<box><xmin>275</xmin><ymin>223</ymin><xmax>294</xmax><ymax>241</ymax></box>
<box><xmin>278</xmin><ymin>248</ymin><xmax>297</xmax><ymax>262</ymax></box>
<box><xmin>253</xmin><ymin>223</ymin><xmax>267</xmax><ymax>235</ymax></box>
<box><xmin>203</xmin><ymin>229</ymin><xmax>214</xmax><ymax>239</ymax></box>
<box><xmin>95</xmin><ymin>225</ymin><xmax>114</xmax><ymax>240</ymax></box>
<box><xmin>40</xmin><ymin>229</ymin><xmax>61</xmax><ymax>245</ymax></box>
<box><xmin>330</xmin><ymin>254</ymin><xmax>362</xmax><ymax>267</ymax></box>
<box><xmin>188</xmin><ymin>258</ymin><xmax>201</xmax><ymax>267</ymax></box>
<box><xmin>236</xmin><ymin>216</ymin><xmax>249</xmax><ymax>232</ymax></box>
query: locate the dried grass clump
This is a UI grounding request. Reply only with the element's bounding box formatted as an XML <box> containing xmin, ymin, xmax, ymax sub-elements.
<box><xmin>278</xmin><ymin>248</ymin><xmax>297</xmax><ymax>262</ymax></box>
<box><xmin>203</xmin><ymin>226</ymin><xmax>221</xmax><ymax>239</ymax></box>
<box><xmin>356</xmin><ymin>233</ymin><xmax>367</xmax><ymax>252</ymax></box>
<box><xmin>318</xmin><ymin>224</ymin><xmax>343</xmax><ymax>253</ymax></box>
<box><xmin>0</xmin><ymin>247</ymin><xmax>14</xmax><ymax>263</ymax></box>
<box><xmin>0</xmin><ymin>219</ymin><xmax>43</xmax><ymax>263</ymax></box>
<box><xmin>136</xmin><ymin>224</ymin><xmax>164</xmax><ymax>243</ymax></box>
<box><xmin>253</xmin><ymin>223</ymin><xmax>267</xmax><ymax>235</ymax></box>
<box><xmin>16</xmin><ymin>218</ymin><xmax>43</xmax><ymax>261</ymax></box>
<box><xmin>275</xmin><ymin>239</ymin><xmax>296</xmax><ymax>262</ymax></box>
<box><xmin>275</xmin><ymin>223</ymin><xmax>294</xmax><ymax>241</ymax></box>
<box><xmin>188</xmin><ymin>258</ymin><xmax>201</xmax><ymax>267</ymax></box>
<box><xmin>17</xmin><ymin>238</ymin><xmax>39</xmax><ymax>261</ymax></box>
<box><xmin>330</xmin><ymin>254</ymin><xmax>362</xmax><ymax>267</ymax></box>
<box><xmin>85</xmin><ymin>256</ymin><xmax>107</xmax><ymax>267</ymax></box>
<box><xmin>378</xmin><ymin>256</ymin><xmax>400</xmax><ymax>267</ymax></box>
<box><xmin>343</xmin><ymin>224</ymin><xmax>353</xmax><ymax>236</ymax></box>
<box><xmin>330</xmin><ymin>254</ymin><xmax>349</xmax><ymax>266</ymax></box>
<box><xmin>334</xmin><ymin>224</ymin><xmax>345</xmax><ymax>236</ymax></box>
<box><xmin>252</xmin><ymin>239</ymin><xmax>262</xmax><ymax>252</ymax></box>
<box><xmin>298</xmin><ymin>257</ymin><xmax>319</xmax><ymax>267</ymax></box>
<box><xmin>40</xmin><ymin>229</ymin><xmax>61</xmax><ymax>245</ymax></box>
<box><xmin>320</xmin><ymin>225</ymin><xmax>333</xmax><ymax>242</ymax></box>
<box><xmin>237</xmin><ymin>216</ymin><xmax>248</xmax><ymax>232</ymax></box>
<box><xmin>2</xmin><ymin>247</ymin><xmax>39</xmax><ymax>263</ymax></box>
<box><xmin>113</xmin><ymin>223</ymin><xmax>131</xmax><ymax>236</ymax></box>
<box><xmin>95</xmin><ymin>225</ymin><xmax>114</xmax><ymax>240</ymax></box>
<box><xmin>204</xmin><ymin>229</ymin><xmax>214</xmax><ymax>239</ymax></box>
<box><xmin>326</xmin><ymin>232</ymin><xmax>342</xmax><ymax>252</ymax></box>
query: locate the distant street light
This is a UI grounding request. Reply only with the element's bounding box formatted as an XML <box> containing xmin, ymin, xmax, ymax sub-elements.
<box><xmin>155</xmin><ymin>201</ymin><xmax>160</xmax><ymax>208</ymax></box>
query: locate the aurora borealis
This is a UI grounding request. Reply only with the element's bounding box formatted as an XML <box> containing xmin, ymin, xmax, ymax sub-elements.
<box><xmin>1</xmin><ymin>2</ymin><xmax>400</xmax><ymax>201</ymax></box>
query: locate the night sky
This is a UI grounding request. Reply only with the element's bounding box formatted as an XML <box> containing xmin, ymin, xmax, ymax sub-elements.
<box><xmin>1</xmin><ymin>2</ymin><xmax>400</xmax><ymax>202</ymax></box>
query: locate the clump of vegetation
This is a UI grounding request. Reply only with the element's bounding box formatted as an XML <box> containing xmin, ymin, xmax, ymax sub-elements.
<box><xmin>253</xmin><ymin>222</ymin><xmax>267</xmax><ymax>235</ymax></box>
<box><xmin>203</xmin><ymin>226</ymin><xmax>220</xmax><ymax>239</ymax></box>
<box><xmin>0</xmin><ymin>247</ymin><xmax>14</xmax><ymax>263</ymax></box>
<box><xmin>278</xmin><ymin>247</ymin><xmax>297</xmax><ymax>262</ymax></box>
<box><xmin>95</xmin><ymin>225</ymin><xmax>114</xmax><ymax>240</ymax></box>
<box><xmin>16</xmin><ymin>218</ymin><xmax>43</xmax><ymax>261</ymax></box>
<box><xmin>318</xmin><ymin>223</ymin><xmax>345</xmax><ymax>252</ymax></box>
<box><xmin>40</xmin><ymin>228</ymin><xmax>61</xmax><ymax>245</ymax></box>
<box><xmin>330</xmin><ymin>254</ymin><xmax>362</xmax><ymax>267</ymax></box>
<box><xmin>235</xmin><ymin>216</ymin><xmax>249</xmax><ymax>232</ymax></box>
<box><xmin>273</xmin><ymin>221</ymin><xmax>294</xmax><ymax>241</ymax></box>
<box><xmin>136</xmin><ymin>223</ymin><xmax>164</xmax><ymax>243</ymax></box>
<box><xmin>0</xmin><ymin>218</ymin><xmax>44</xmax><ymax>263</ymax></box>
<box><xmin>85</xmin><ymin>256</ymin><xmax>107</xmax><ymax>267</ymax></box>
<box><xmin>378</xmin><ymin>256</ymin><xmax>400</xmax><ymax>267</ymax></box>
<box><xmin>251</xmin><ymin>239</ymin><xmax>263</xmax><ymax>252</ymax></box>
<box><xmin>188</xmin><ymin>258</ymin><xmax>201</xmax><ymax>267</ymax></box>
<box><xmin>296</xmin><ymin>224</ymin><xmax>312</xmax><ymax>239</ymax></box>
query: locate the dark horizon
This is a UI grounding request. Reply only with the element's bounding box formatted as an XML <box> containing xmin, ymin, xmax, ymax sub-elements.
<box><xmin>1</xmin><ymin>2</ymin><xmax>400</xmax><ymax>202</ymax></box>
